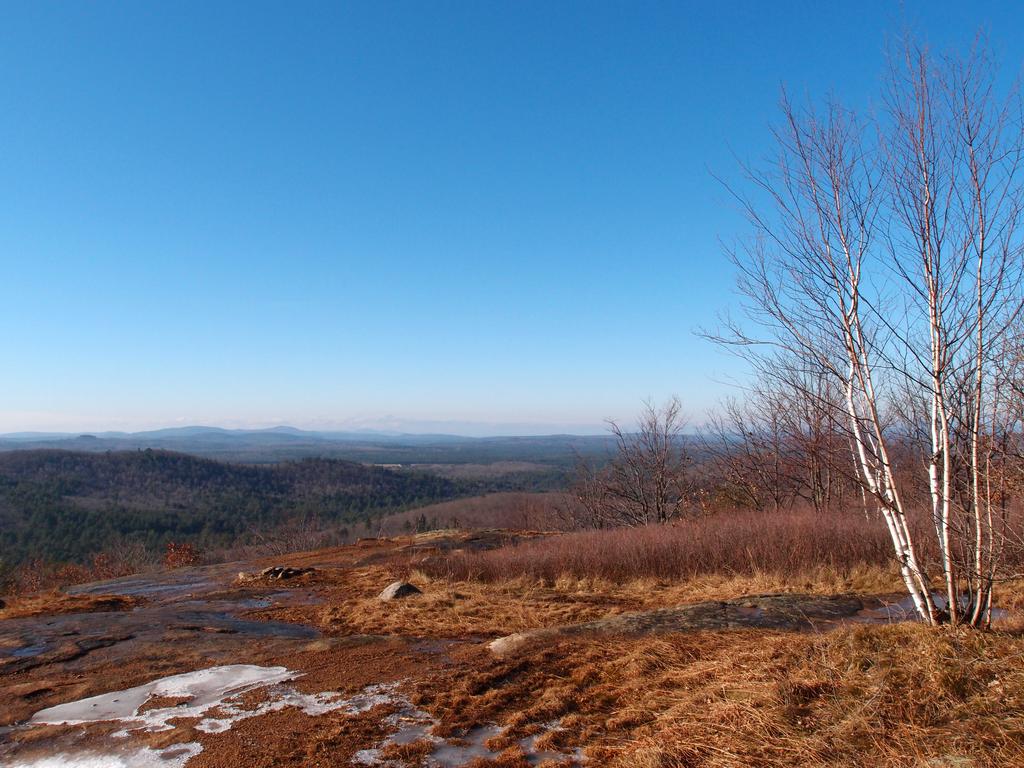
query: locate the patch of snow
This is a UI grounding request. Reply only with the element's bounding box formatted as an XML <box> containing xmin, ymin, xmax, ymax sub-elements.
<box><xmin>194</xmin><ymin>682</ymin><xmax>396</xmax><ymax>734</ymax></box>
<box><xmin>3</xmin><ymin>742</ymin><xmax>202</xmax><ymax>768</ymax></box>
<box><xmin>517</xmin><ymin>720</ymin><xmax>587</xmax><ymax>765</ymax></box>
<box><xmin>428</xmin><ymin>725</ymin><xmax>505</xmax><ymax>765</ymax></box>
<box><xmin>30</xmin><ymin>664</ymin><xmax>296</xmax><ymax>732</ymax></box>
<box><xmin>17</xmin><ymin>666</ymin><xmax>392</xmax><ymax>768</ymax></box>
<box><xmin>18</xmin><ymin>671</ymin><xmax>585</xmax><ymax>768</ymax></box>
<box><xmin>350</xmin><ymin>690</ymin><xmax>438</xmax><ymax>765</ymax></box>
<box><xmin>352</xmin><ymin>698</ymin><xmax>585</xmax><ymax>767</ymax></box>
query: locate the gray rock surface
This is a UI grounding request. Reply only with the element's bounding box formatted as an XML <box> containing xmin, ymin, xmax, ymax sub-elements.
<box><xmin>378</xmin><ymin>581</ymin><xmax>423</xmax><ymax>601</ymax></box>
<box><xmin>489</xmin><ymin>593</ymin><xmax>866</xmax><ymax>656</ymax></box>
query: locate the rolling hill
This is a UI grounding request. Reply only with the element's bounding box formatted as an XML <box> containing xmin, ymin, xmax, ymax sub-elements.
<box><xmin>0</xmin><ymin>449</ymin><xmax>466</xmax><ymax>566</ymax></box>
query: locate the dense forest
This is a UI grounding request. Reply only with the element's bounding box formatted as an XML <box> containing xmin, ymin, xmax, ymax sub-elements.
<box><xmin>0</xmin><ymin>449</ymin><xmax>475</xmax><ymax>565</ymax></box>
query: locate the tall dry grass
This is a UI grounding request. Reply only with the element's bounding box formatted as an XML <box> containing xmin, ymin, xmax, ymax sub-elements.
<box><xmin>419</xmin><ymin>508</ymin><xmax>916</xmax><ymax>583</ymax></box>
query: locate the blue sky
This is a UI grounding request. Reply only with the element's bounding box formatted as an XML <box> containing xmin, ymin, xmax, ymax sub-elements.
<box><xmin>0</xmin><ymin>1</ymin><xmax>1020</xmax><ymax>435</ymax></box>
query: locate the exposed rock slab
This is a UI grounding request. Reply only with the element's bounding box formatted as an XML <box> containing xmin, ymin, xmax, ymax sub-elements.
<box><xmin>489</xmin><ymin>593</ymin><xmax>866</xmax><ymax>656</ymax></box>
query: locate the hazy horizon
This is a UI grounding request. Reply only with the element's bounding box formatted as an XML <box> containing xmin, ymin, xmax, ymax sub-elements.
<box><xmin>0</xmin><ymin>416</ymin><xmax>614</xmax><ymax>439</ymax></box>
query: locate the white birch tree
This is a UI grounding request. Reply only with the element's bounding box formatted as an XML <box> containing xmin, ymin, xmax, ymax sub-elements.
<box><xmin>711</xmin><ymin>36</ymin><xmax>1024</xmax><ymax>627</ymax></box>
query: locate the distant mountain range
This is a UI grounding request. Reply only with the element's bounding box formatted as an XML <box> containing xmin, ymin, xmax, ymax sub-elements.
<box><xmin>0</xmin><ymin>426</ymin><xmax>615</xmax><ymax>465</ymax></box>
<box><xmin>0</xmin><ymin>426</ymin><xmax>424</xmax><ymax>441</ymax></box>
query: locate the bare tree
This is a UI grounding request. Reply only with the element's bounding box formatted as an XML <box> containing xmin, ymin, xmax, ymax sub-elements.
<box><xmin>700</xmin><ymin>367</ymin><xmax>854</xmax><ymax>515</ymax></box>
<box><xmin>572</xmin><ymin>397</ymin><xmax>693</xmax><ymax>527</ymax></box>
<box><xmin>701</xmin><ymin>393</ymin><xmax>794</xmax><ymax>512</ymax></box>
<box><xmin>709</xmin><ymin>35</ymin><xmax>1024</xmax><ymax>627</ymax></box>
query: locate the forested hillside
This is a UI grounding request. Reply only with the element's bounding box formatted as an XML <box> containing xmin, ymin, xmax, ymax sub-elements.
<box><xmin>0</xmin><ymin>449</ymin><xmax>465</xmax><ymax>565</ymax></box>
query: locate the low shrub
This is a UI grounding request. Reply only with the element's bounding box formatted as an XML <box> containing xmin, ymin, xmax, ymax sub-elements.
<box><xmin>418</xmin><ymin>508</ymin><xmax>913</xmax><ymax>583</ymax></box>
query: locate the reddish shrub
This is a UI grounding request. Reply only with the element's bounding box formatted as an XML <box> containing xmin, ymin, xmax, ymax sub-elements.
<box><xmin>163</xmin><ymin>541</ymin><xmax>200</xmax><ymax>569</ymax></box>
<box><xmin>418</xmin><ymin>508</ymin><xmax>912</xmax><ymax>583</ymax></box>
<box><xmin>90</xmin><ymin>552</ymin><xmax>119</xmax><ymax>580</ymax></box>
<box><xmin>13</xmin><ymin>559</ymin><xmax>51</xmax><ymax>594</ymax></box>
<box><xmin>6</xmin><ymin>550</ymin><xmax>144</xmax><ymax>595</ymax></box>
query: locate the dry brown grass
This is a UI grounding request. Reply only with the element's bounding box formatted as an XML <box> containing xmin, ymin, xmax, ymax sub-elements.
<box><xmin>221</xmin><ymin>527</ymin><xmax>1024</xmax><ymax>765</ymax></box>
<box><xmin>0</xmin><ymin>590</ymin><xmax>141</xmax><ymax>620</ymax></box>
<box><xmin>299</xmin><ymin>526</ymin><xmax>1024</xmax><ymax>766</ymax></box>
<box><xmin>313</xmin><ymin>567</ymin><xmax>630</xmax><ymax>637</ymax></box>
<box><xmin>411</xmin><ymin>622</ymin><xmax>1024</xmax><ymax>767</ymax></box>
<box><xmin>297</xmin><ymin>560</ymin><xmax>906</xmax><ymax>639</ymax></box>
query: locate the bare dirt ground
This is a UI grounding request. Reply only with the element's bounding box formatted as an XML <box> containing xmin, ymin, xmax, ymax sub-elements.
<box><xmin>3</xmin><ymin>530</ymin><xmax>1024</xmax><ymax>767</ymax></box>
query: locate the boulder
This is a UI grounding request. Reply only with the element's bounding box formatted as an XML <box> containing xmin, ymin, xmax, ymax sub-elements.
<box><xmin>488</xmin><ymin>632</ymin><xmax>530</xmax><ymax>657</ymax></box>
<box><xmin>378</xmin><ymin>581</ymin><xmax>422</xmax><ymax>601</ymax></box>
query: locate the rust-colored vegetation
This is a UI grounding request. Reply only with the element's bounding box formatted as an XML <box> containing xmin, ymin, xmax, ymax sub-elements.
<box><xmin>416</xmin><ymin>507</ymin><xmax>900</xmax><ymax>583</ymax></box>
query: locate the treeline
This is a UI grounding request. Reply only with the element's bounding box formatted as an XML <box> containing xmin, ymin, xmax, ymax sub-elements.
<box><xmin>0</xmin><ymin>449</ymin><xmax>469</xmax><ymax>566</ymax></box>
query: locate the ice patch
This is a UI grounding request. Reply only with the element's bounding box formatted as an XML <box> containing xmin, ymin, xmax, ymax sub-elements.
<box><xmin>15</xmin><ymin>666</ymin><xmax>383</xmax><ymax>768</ymax></box>
<box><xmin>17</xmin><ymin>671</ymin><xmax>584</xmax><ymax>767</ymax></box>
<box><xmin>3</xmin><ymin>742</ymin><xmax>201</xmax><ymax>768</ymax></box>
<box><xmin>351</xmin><ymin>697</ymin><xmax>585</xmax><ymax>767</ymax></box>
<box><xmin>27</xmin><ymin>664</ymin><xmax>390</xmax><ymax>737</ymax></box>
<box><xmin>193</xmin><ymin>681</ymin><xmax>399</xmax><ymax>735</ymax></box>
<box><xmin>857</xmin><ymin>591</ymin><xmax>1009</xmax><ymax>623</ymax></box>
<box><xmin>30</xmin><ymin>664</ymin><xmax>296</xmax><ymax>731</ymax></box>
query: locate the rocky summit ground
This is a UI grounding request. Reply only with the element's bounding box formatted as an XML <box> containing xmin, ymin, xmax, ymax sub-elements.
<box><xmin>2</xmin><ymin>531</ymin><xmax>1024</xmax><ymax>768</ymax></box>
